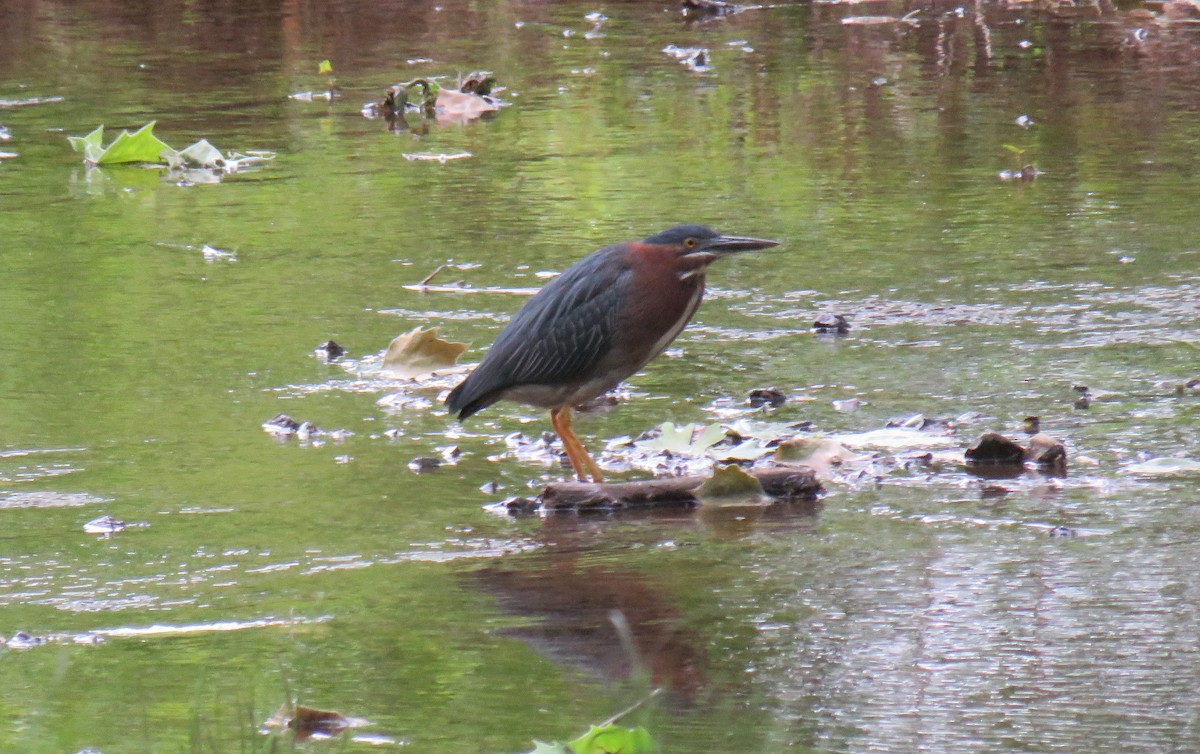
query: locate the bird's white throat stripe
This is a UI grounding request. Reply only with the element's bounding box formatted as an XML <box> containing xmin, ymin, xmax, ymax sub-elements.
<box><xmin>648</xmin><ymin>284</ymin><xmax>703</xmax><ymax>359</ymax></box>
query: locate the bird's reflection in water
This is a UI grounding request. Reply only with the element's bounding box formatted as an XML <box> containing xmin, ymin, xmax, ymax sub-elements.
<box><xmin>471</xmin><ymin>550</ymin><xmax>706</xmax><ymax>700</ymax></box>
<box><xmin>470</xmin><ymin>500</ymin><xmax>820</xmax><ymax>701</ymax></box>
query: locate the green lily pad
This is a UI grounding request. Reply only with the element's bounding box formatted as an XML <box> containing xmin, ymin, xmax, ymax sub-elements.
<box><xmin>634</xmin><ymin>422</ymin><xmax>725</xmax><ymax>455</ymax></box>
<box><xmin>568</xmin><ymin>724</ymin><xmax>655</xmax><ymax>754</ymax></box>
<box><xmin>695</xmin><ymin>463</ymin><xmax>767</xmax><ymax>505</ymax></box>
<box><xmin>710</xmin><ymin>439</ymin><xmax>776</xmax><ymax>462</ymax></box>
<box><xmin>722</xmin><ymin>419</ymin><xmax>805</xmax><ymax>443</ymax></box>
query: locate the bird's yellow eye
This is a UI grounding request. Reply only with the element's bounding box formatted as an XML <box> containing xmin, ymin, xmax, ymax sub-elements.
<box><xmin>684</xmin><ymin>238</ymin><xmax>698</xmax><ymax>249</ymax></box>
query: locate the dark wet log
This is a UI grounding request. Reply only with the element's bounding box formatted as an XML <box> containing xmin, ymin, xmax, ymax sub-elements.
<box><xmin>756</xmin><ymin>467</ymin><xmax>824</xmax><ymax>500</ymax></box>
<box><xmin>964</xmin><ymin>431</ymin><xmax>1025</xmax><ymax>466</ymax></box>
<box><xmin>541</xmin><ymin>478</ymin><xmax>698</xmax><ymax>511</ymax></box>
<box><xmin>535</xmin><ymin>465</ymin><xmax>821</xmax><ymax>512</ymax></box>
<box><xmin>963</xmin><ymin>430</ymin><xmax>1068</xmax><ymax>477</ymax></box>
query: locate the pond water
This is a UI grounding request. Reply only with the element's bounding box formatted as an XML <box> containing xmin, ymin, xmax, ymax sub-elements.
<box><xmin>2</xmin><ymin>0</ymin><xmax>1199</xmax><ymax>752</ymax></box>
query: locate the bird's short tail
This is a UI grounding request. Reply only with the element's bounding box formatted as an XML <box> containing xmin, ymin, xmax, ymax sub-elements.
<box><xmin>445</xmin><ymin>377</ymin><xmax>493</xmax><ymax>420</ymax></box>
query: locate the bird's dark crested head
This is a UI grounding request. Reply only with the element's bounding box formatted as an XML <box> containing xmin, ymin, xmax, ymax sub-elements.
<box><xmin>642</xmin><ymin>224</ymin><xmax>781</xmax><ymax>256</ymax></box>
<box><xmin>643</xmin><ymin>224</ymin><xmax>721</xmax><ymax>247</ymax></box>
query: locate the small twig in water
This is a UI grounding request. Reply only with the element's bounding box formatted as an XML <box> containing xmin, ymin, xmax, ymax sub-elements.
<box><xmin>418</xmin><ymin>264</ymin><xmax>447</xmax><ymax>287</ymax></box>
<box><xmin>597</xmin><ymin>687</ymin><xmax>664</xmax><ymax>728</ymax></box>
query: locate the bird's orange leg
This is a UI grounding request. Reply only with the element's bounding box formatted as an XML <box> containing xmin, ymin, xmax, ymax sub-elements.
<box><xmin>550</xmin><ymin>406</ymin><xmax>604</xmax><ymax>483</ymax></box>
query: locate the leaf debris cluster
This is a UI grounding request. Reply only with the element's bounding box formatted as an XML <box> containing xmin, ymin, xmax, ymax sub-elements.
<box><xmin>66</xmin><ymin>121</ymin><xmax>274</xmax><ymax>182</ymax></box>
<box><xmin>366</xmin><ymin>70</ymin><xmax>508</xmax><ymax>132</ymax></box>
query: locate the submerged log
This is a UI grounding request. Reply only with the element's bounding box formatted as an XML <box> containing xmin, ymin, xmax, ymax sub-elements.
<box><xmin>964</xmin><ymin>431</ymin><xmax>1025</xmax><ymax>466</ymax></box>
<box><xmin>531</xmin><ymin>465</ymin><xmax>821</xmax><ymax>512</ymax></box>
<box><xmin>961</xmin><ymin>429</ymin><xmax>1069</xmax><ymax>479</ymax></box>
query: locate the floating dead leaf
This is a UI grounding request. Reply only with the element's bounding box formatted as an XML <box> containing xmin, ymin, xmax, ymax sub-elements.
<box><xmin>437</xmin><ymin>88</ymin><xmax>499</xmax><ymax>120</ymax></box>
<box><xmin>382</xmin><ymin>326</ymin><xmax>468</xmax><ymax>378</ymax></box>
<box><xmin>790</xmin><ymin>439</ymin><xmax>863</xmax><ymax>478</ymax></box>
<box><xmin>1024</xmin><ymin>432</ymin><xmax>1067</xmax><ymax>471</ymax></box>
<box><xmin>695</xmin><ymin>463</ymin><xmax>768</xmax><ymax>505</ymax></box>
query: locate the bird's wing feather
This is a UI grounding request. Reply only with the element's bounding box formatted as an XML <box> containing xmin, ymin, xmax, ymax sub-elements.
<box><xmin>447</xmin><ymin>248</ymin><xmax>630</xmax><ymax>417</ymax></box>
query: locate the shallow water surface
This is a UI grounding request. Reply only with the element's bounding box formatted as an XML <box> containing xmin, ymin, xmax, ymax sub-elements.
<box><xmin>1</xmin><ymin>0</ymin><xmax>1199</xmax><ymax>752</ymax></box>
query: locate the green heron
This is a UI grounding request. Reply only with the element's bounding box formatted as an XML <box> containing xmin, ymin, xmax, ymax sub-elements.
<box><xmin>445</xmin><ymin>224</ymin><xmax>780</xmax><ymax>482</ymax></box>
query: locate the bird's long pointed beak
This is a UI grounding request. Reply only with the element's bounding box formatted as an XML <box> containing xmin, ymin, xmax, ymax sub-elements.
<box><xmin>703</xmin><ymin>234</ymin><xmax>781</xmax><ymax>254</ymax></box>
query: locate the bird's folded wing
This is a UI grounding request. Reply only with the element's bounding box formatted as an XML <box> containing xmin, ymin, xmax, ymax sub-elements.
<box><xmin>483</xmin><ymin>263</ymin><xmax>628</xmax><ymax>387</ymax></box>
<box><xmin>446</xmin><ymin>253</ymin><xmax>631</xmax><ymax>417</ymax></box>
